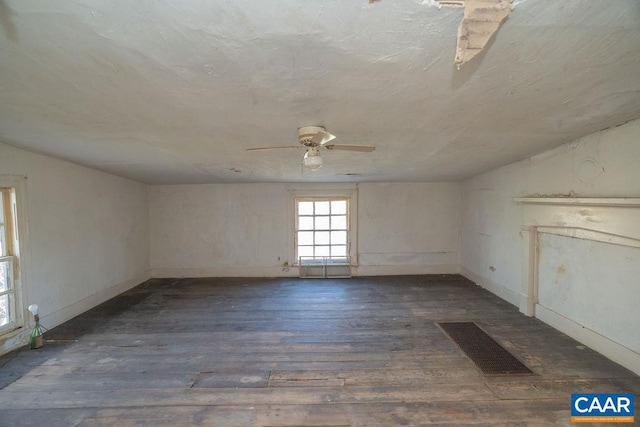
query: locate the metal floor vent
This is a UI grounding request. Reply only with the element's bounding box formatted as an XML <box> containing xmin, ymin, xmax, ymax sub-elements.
<box><xmin>438</xmin><ymin>322</ymin><xmax>533</xmax><ymax>375</ymax></box>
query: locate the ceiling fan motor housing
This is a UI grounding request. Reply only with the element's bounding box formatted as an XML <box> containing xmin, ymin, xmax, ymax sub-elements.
<box><xmin>298</xmin><ymin>126</ymin><xmax>326</xmax><ymax>146</ymax></box>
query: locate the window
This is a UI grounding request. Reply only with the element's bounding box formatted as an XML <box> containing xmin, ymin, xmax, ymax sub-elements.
<box><xmin>295</xmin><ymin>198</ymin><xmax>349</xmax><ymax>264</ymax></box>
<box><xmin>0</xmin><ymin>187</ymin><xmax>18</xmax><ymax>332</ymax></box>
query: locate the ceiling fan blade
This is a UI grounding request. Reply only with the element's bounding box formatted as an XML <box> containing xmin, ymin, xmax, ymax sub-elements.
<box><xmin>311</xmin><ymin>130</ymin><xmax>336</xmax><ymax>146</ymax></box>
<box><xmin>246</xmin><ymin>146</ymin><xmax>300</xmax><ymax>151</ymax></box>
<box><xmin>325</xmin><ymin>144</ymin><xmax>375</xmax><ymax>152</ymax></box>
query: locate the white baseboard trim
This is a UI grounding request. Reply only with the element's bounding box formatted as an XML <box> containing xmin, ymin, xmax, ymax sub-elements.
<box><xmin>536</xmin><ymin>305</ymin><xmax>640</xmax><ymax>376</ymax></box>
<box><xmin>353</xmin><ymin>264</ymin><xmax>459</xmax><ymax>276</ymax></box>
<box><xmin>151</xmin><ymin>264</ymin><xmax>459</xmax><ymax>279</ymax></box>
<box><xmin>460</xmin><ymin>267</ymin><xmax>520</xmax><ymax>307</ymax></box>
<box><xmin>151</xmin><ymin>267</ymin><xmax>299</xmax><ymax>278</ymax></box>
<box><xmin>40</xmin><ymin>271</ymin><xmax>152</xmax><ymax>331</ymax></box>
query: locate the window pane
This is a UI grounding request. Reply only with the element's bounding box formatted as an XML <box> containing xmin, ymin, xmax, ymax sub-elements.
<box><xmin>298</xmin><ymin>201</ymin><xmax>314</xmax><ymax>215</ymax></box>
<box><xmin>0</xmin><ymin>225</ymin><xmax>5</xmax><ymax>257</ymax></box>
<box><xmin>0</xmin><ymin>260</ymin><xmax>9</xmax><ymax>293</ymax></box>
<box><xmin>315</xmin><ymin>231</ymin><xmax>330</xmax><ymax>245</ymax></box>
<box><xmin>315</xmin><ymin>246</ymin><xmax>330</xmax><ymax>257</ymax></box>
<box><xmin>0</xmin><ymin>191</ymin><xmax>16</xmax><ymax>329</ymax></box>
<box><xmin>331</xmin><ymin>245</ymin><xmax>347</xmax><ymax>257</ymax></box>
<box><xmin>296</xmin><ymin>198</ymin><xmax>351</xmax><ymax>262</ymax></box>
<box><xmin>315</xmin><ymin>216</ymin><xmax>330</xmax><ymax>230</ymax></box>
<box><xmin>0</xmin><ymin>195</ymin><xmax>4</xmax><ymax>257</ymax></box>
<box><xmin>331</xmin><ymin>231</ymin><xmax>347</xmax><ymax>245</ymax></box>
<box><xmin>0</xmin><ymin>294</ymin><xmax>8</xmax><ymax>327</ymax></box>
<box><xmin>331</xmin><ymin>215</ymin><xmax>347</xmax><ymax>230</ymax></box>
<box><xmin>331</xmin><ymin>200</ymin><xmax>347</xmax><ymax>215</ymax></box>
<box><xmin>298</xmin><ymin>246</ymin><xmax>314</xmax><ymax>258</ymax></box>
<box><xmin>315</xmin><ymin>201</ymin><xmax>330</xmax><ymax>215</ymax></box>
<box><xmin>297</xmin><ymin>231</ymin><xmax>313</xmax><ymax>245</ymax></box>
<box><xmin>298</xmin><ymin>216</ymin><xmax>314</xmax><ymax>230</ymax></box>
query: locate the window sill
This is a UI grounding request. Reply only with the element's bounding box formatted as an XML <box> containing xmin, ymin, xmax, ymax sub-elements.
<box><xmin>0</xmin><ymin>325</ymin><xmax>24</xmax><ymax>346</ymax></box>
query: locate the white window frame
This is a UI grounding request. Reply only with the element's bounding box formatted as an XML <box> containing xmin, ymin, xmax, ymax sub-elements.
<box><xmin>295</xmin><ymin>197</ymin><xmax>350</xmax><ymax>264</ymax></box>
<box><xmin>288</xmin><ymin>184</ymin><xmax>358</xmax><ymax>267</ymax></box>
<box><xmin>0</xmin><ymin>176</ymin><xmax>29</xmax><ymax>349</ymax></box>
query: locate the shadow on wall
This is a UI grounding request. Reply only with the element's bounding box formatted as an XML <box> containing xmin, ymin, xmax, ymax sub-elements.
<box><xmin>0</xmin><ymin>0</ymin><xmax>18</xmax><ymax>42</ymax></box>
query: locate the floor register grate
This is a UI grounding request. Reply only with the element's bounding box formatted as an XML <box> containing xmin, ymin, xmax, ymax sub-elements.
<box><xmin>438</xmin><ymin>322</ymin><xmax>533</xmax><ymax>375</ymax></box>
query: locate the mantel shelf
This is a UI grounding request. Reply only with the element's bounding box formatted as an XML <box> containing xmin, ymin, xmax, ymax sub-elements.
<box><xmin>514</xmin><ymin>197</ymin><xmax>640</xmax><ymax>207</ymax></box>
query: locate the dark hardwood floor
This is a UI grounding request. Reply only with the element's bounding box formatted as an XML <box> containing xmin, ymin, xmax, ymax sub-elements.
<box><xmin>0</xmin><ymin>275</ymin><xmax>638</xmax><ymax>426</ymax></box>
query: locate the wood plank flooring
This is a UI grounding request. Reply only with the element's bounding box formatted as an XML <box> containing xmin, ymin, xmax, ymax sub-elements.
<box><xmin>0</xmin><ymin>275</ymin><xmax>638</xmax><ymax>426</ymax></box>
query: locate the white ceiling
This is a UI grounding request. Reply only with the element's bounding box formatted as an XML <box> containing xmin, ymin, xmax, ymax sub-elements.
<box><xmin>1</xmin><ymin>0</ymin><xmax>639</xmax><ymax>184</ymax></box>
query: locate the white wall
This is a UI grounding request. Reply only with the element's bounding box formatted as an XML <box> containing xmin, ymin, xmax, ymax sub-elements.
<box><xmin>460</xmin><ymin>119</ymin><xmax>640</xmax><ymax>373</ymax></box>
<box><xmin>537</xmin><ymin>234</ymin><xmax>640</xmax><ymax>355</ymax></box>
<box><xmin>149</xmin><ymin>182</ymin><xmax>461</xmax><ymax>277</ymax></box>
<box><xmin>0</xmin><ymin>142</ymin><xmax>150</xmax><ymax>353</ymax></box>
<box><xmin>356</xmin><ymin>182</ymin><xmax>460</xmax><ymax>275</ymax></box>
<box><xmin>150</xmin><ymin>183</ymin><xmax>292</xmax><ymax>277</ymax></box>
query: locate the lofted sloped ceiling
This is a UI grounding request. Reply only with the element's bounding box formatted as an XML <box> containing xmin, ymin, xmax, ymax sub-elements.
<box><xmin>0</xmin><ymin>0</ymin><xmax>639</xmax><ymax>184</ymax></box>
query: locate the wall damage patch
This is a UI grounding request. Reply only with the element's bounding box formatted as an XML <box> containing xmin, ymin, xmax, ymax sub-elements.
<box><xmin>454</xmin><ymin>0</ymin><xmax>513</xmax><ymax>68</ymax></box>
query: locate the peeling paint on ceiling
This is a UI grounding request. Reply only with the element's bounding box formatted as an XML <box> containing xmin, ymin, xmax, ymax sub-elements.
<box><xmin>454</xmin><ymin>0</ymin><xmax>513</xmax><ymax>68</ymax></box>
<box><xmin>0</xmin><ymin>0</ymin><xmax>639</xmax><ymax>184</ymax></box>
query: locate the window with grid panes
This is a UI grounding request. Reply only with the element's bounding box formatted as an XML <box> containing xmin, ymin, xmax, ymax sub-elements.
<box><xmin>0</xmin><ymin>188</ymin><xmax>16</xmax><ymax>331</ymax></box>
<box><xmin>295</xmin><ymin>199</ymin><xmax>349</xmax><ymax>263</ymax></box>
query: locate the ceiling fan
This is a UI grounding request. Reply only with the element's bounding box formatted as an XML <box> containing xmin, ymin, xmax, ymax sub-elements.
<box><xmin>247</xmin><ymin>126</ymin><xmax>376</xmax><ymax>170</ymax></box>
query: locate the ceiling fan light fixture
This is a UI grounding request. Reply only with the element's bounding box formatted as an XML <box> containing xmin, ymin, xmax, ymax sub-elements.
<box><xmin>248</xmin><ymin>126</ymin><xmax>374</xmax><ymax>172</ymax></box>
<box><xmin>303</xmin><ymin>148</ymin><xmax>323</xmax><ymax>170</ymax></box>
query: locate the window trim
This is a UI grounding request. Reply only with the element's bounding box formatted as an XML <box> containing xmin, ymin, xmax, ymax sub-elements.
<box><xmin>295</xmin><ymin>197</ymin><xmax>350</xmax><ymax>263</ymax></box>
<box><xmin>0</xmin><ymin>176</ymin><xmax>29</xmax><ymax>348</ymax></box>
<box><xmin>287</xmin><ymin>184</ymin><xmax>358</xmax><ymax>267</ymax></box>
<box><xmin>0</xmin><ymin>256</ymin><xmax>16</xmax><ymax>334</ymax></box>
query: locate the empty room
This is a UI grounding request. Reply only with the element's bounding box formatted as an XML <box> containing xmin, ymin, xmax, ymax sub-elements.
<box><xmin>1</xmin><ymin>0</ymin><xmax>639</xmax><ymax>425</ymax></box>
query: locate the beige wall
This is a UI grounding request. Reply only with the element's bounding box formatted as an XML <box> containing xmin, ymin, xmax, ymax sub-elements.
<box><xmin>356</xmin><ymin>182</ymin><xmax>460</xmax><ymax>275</ymax></box>
<box><xmin>149</xmin><ymin>182</ymin><xmax>461</xmax><ymax>277</ymax></box>
<box><xmin>0</xmin><ymin>142</ymin><xmax>150</xmax><ymax>353</ymax></box>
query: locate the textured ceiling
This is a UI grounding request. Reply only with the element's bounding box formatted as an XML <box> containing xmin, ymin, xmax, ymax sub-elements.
<box><xmin>0</xmin><ymin>0</ymin><xmax>639</xmax><ymax>184</ymax></box>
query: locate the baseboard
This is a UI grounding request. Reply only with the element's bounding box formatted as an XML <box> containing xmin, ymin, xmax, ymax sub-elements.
<box><xmin>460</xmin><ymin>267</ymin><xmax>520</xmax><ymax>307</ymax></box>
<box><xmin>40</xmin><ymin>270</ymin><xmax>152</xmax><ymax>330</ymax></box>
<box><xmin>152</xmin><ymin>264</ymin><xmax>459</xmax><ymax>278</ymax></box>
<box><xmin>151</xmin><ymin>267</ymin><xmax>299</xmax><ymax>278</ymax></box>
<box><xmin>353</xmin><ymin>264</ymin><xmax>459</xmax><ymax>276</ymax></box>
<box><xmin>536</xmin><ymin>305</ymin><xmax>640</xmax><ymax>376</ymax></box>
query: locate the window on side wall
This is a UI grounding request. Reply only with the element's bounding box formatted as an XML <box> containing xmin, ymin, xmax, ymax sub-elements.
<box><xmin>0</xmin><ymin>187</ymin><xmax>19</xmax><ymax>334</ymax></box>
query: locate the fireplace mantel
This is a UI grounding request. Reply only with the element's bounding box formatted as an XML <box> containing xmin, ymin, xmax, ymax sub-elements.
<box><xmin>514</xmin><ymin>196</ymin><xmax>640</xmax><ymax>374</ymax></box>
<box><xmin>514</xmin><ymin>197</ymin><xmax>640</xmax><ymax>252</ymax></box>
